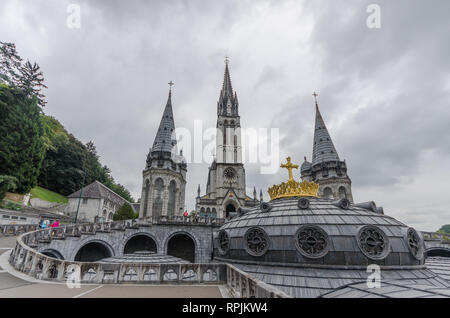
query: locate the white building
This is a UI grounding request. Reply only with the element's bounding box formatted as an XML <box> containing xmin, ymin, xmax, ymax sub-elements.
<box><xmin>66</xmin><ymin>181</ymin><xmax>131</xmax><ymax>222</ymax></box>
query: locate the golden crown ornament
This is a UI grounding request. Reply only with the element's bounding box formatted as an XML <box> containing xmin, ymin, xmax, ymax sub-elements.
<box><xmin>268</xmin><ymin>157</ymin><xmax>319</xmax><ymax>200</ymax></box>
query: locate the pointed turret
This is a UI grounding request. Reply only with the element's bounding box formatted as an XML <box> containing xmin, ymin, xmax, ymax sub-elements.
<box><xmin>152</xmin><ymin>88</ymin><xmax>178</xmax><ymax>154</ymax></box>
<box><xmin>140</xmin><ymin>82</ymin><xmax>187</xmax><ymax>219</ymax></box>
<box><xmin>312</xmin><ymin>95</ymin><xmax>339</xmax><ymax>166</ymax></box>
<box><xmin>303</xmin><ymin>92</ymin><xmax>353</xmax><ymax>202</ymax></box>
<box><xmin>217</xmin><ymin>60</ymin><xmax>239</xmax><ymax>116</ymax></box>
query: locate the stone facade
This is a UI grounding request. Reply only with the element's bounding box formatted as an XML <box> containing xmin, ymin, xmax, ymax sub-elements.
<box><xmin>139</xmin><ymin>89</ymin><xmax>187</xmax><ymax>219</ymax></box>
<box><xmin>196</xmin><ymin>62</ymin><xmax>259</xmax><ymax>219</ymax></box>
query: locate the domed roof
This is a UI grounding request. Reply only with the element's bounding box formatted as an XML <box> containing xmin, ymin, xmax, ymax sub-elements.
<box><xmin>214</xmin><ymin>196</ymin><xmax>425</xmax><ymax>268</ymax></box>
<box><xmin>300</xmin><ymin>158</ymin><xmax>312</xmax><ymax>172</ymax></box>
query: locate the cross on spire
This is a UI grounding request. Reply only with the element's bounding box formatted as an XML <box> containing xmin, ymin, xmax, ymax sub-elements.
<box><xmin>168</xmin><ymin>81</ymin><xmax>174</xmax><ymax>90</ymax></box>
<box><xmin>313</xmin><ymin>91</ymin><xmax>319</xmax><ymax>106</ymax></box>
<box><xmin>280</xmin><ymin>157</ymin><xmax>299</xmax><ymax>182</ymax></box>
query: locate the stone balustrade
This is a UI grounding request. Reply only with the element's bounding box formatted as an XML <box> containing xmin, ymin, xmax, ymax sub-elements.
<box><xmin>0</xmin><ymin>215</ymin><xmax>225</xmax><ymax>238</ymax></box>
<box><xmin>0</xmin><ymin>224</ymin><xmax>39</xmax><ymax>237</ymax></box>
<box><xmin>7</xmin><ymin>224</ymin><xmax>289</xmax><ymax>298</ymax></box>
<box><xmin>226</xmin><ymin>263</ymin><xmax>291</xmax><ymax>298</ymax></box>
<box><xmin>422</xmin><ymin>231</ymin><xmax>450</xmax><ymax>244</ymax></box>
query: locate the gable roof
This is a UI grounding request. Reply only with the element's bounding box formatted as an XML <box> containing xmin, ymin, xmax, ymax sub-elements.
<box><xmin>68</xmin><ymin>181</ymin><xmax>129</xmax><ymax>205</ymax></box>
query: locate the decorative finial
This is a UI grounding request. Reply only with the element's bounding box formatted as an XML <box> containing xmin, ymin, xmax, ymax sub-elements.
<box><xmin>280</xmin><ymin>157</ymin><xmax>299</xmax><ymax>182</ymax></box>
<box><xmin>225</xmin><ymin>56</ymin><xmax>230</xmax><ymax>65</ymax></box>
<box><xmin>168</xmin><ymin>80</ymin><xmax>174</xmax><ymax>91</ymax></box>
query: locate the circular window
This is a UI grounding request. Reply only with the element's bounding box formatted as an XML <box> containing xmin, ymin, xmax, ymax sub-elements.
<box><xmin>260</xmin><ymin>202</ymin><xmax>273</xmax><ymax>213</ymax></box>
<box><xmin>244</xmin><ymin>227</ymin><xmax>269</xmax><ymax>257</ymax></box>
<box><xmin>224</xmin><ymin>167</ymin><xmax>236</xmax><ymax>181</ymax></box>
<box><xmin>295</xmin><ymin>225</ymin><xmax>329</xmax><ymax>258</ymax></box>
<box><xmin>298</xmin><ymin>198</ymin><xmax>310</xmax><ymax>209</ymax></box>
<box><xmin>218</xmin><ymin>230</ymin><xmax>230</xmax><ymax>255</ymax></box>
<box><xmin>357</xmin><ymin>226</ymin><xmax>390</xmax><ymax>260</ymax></box>
<box><xmin>407</xmin><ymin>228</ymin><xmax>423</xmax><ymax>260</ymax></box>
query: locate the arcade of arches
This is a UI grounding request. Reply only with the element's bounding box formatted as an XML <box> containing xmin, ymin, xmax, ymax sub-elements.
<box><xmin>167</xmin><ymin>233</ymin><xmax>196</xmax><ymax>263</ymax></box>
<box><xmin>74</xmin><ymin>242</ymin><xmax>112</xmax><ymax>262</ymax></box>
<box><xmin>124</xmin><ymin>235</ymin><xmax>157</xmax><ymax>254</ymax></box>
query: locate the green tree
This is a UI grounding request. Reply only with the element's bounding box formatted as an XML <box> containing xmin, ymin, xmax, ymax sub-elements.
<box><xmin>438</xmin><ymin>225</ymin><xmax>450</xmax><ymax>234</ymax></box>
<box><xmin>0</xmin><ymin>85</ymin><xmax>45</xmax><ymax>193</ymax></box>
<box><xmin>113</xmin><ymin>203</ymin><xmax>136</xmax><ymax>221</ymax></box>
<box><xmin>0</xmin><ymin>175</ymin><xmax>18</xmax><ymax>201</ymax></box>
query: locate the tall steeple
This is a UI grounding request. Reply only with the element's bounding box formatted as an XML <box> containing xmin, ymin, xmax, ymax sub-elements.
<box><xmin>312</xmin><ymin>92</ymin><xmax>340</xmax><ymax>166</ymax></box>
<box><xmin>301</xmin><ymin>92</ymin><xmax>353</xmax><ymax>203</ymax></box>
<box><xmin>140</xmin><ymin>81</ymin><xmax>187</xmax><ymax>219</ymax></box>
<box><xmin>217</xmin><ymin>59</ymin><xmax>239</xmax><ymax>116</ymax></box>
<box><xmin>152</xmin><ymin>84</ymin><xmax>177</xmax><ymax>155</ymax></box>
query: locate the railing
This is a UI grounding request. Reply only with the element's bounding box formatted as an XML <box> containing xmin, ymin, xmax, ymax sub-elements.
<box><xmin>226</xmin><ymin>264</ymin><xmax>291</xmax><ymax>298</ymax></box>
<box><xmin>421</xmin><ymin>231</ymin><xmax>450</xmax><ymax>244</ymax></box>
<box><xmin>0</xmin><ymin>215</ymin><xmax>226</xmax><ymax>238</ymax></box>
<box><xmin>8</xmin><ymin>228</ymin><xmax>290</xmax><ymax>298</ymax></box>
<box><xmin>0</xmin><ymin>224</ymin><xmax>39</xmax><ymax>237</ymax></box>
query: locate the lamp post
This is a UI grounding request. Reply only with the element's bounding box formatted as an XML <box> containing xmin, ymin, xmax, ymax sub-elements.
<box><xmin>74</xmin><ymin>170</ymin><xmax>86</xmax><ymax>223</ymax></box>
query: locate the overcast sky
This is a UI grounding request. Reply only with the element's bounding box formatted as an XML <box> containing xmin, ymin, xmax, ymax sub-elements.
<box><xmin>1</xmin><ymin>0</ymin><xmax>449</xmax><ymax>231</ymax></box>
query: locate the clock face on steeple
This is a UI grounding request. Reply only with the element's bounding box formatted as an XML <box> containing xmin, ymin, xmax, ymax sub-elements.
<box><xmin>224</xmin><ymin>167</ymin><xmax>237</xmax><ymax>181</ymax></box>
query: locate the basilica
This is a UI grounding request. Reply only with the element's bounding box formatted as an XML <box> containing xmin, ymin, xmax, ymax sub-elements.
<box><xmin>138</xmin><ymin>61</ymin><xmax>353</xmax><ymax>219</ymax></box>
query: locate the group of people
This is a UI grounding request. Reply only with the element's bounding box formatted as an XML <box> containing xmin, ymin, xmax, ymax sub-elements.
<box><xmin>39</xmin><ymin>219</ymin><xmax>60</xmax><ymax>229</ymax></box>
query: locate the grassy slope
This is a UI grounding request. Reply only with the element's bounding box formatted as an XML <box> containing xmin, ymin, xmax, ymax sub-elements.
<box><xmin>30</xmin><ymin>186</ymin><xmax>68</xmax><ymax>204</ymax></box>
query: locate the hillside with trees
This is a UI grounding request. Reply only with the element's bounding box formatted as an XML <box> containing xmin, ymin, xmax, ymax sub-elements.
<box><xmin>0</xmin><ymin>41</ymin><xmax>134</xmax><ymax>203</ymax></box>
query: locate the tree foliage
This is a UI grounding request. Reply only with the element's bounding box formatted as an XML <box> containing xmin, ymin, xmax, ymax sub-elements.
<box><xmin>38</xmin><ymin>115</ymin><xmax>134</xmax><ymax>201</ymax></box>
<box><xmin>0</xmin><ymin>42</ymin><xmax>47</xmax><ymax>108</ymax></box>
<box><xmin>0</xmin><ymin>85</ymin><xmax>45</xmax><ymax>193</ymax></box>
<box><xmin>0</xmin><ymin>42</ymin><xmax>133</xmax><ymax>201</ymax></box>
<box><xmin>438</xmin><ymin>225</ymin><xmax>450</xmax><ymax>234</ymax></box>
<box><xmin>113</xmin><ymin>203</ymin><xmax>137</xmax><ymax>221</ymax></box>
<box><xmin>0</xmin><ymin>175</ymin><xmax>18</xmax><ymax>201</ymax></box>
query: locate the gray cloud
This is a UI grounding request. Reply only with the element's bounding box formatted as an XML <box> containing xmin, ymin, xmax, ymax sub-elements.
<box><xmin>1</xmin><ymin>0</ymin><xmax>449</xmax><ymax>231</ymax></box>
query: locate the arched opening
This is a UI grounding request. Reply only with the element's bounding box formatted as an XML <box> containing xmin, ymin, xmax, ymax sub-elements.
<box><xmin>124</xmin><ymin>235</ymin><xmax>157</xmax><ymax>254</ymax></box>
<box><xmin>167</xmin><ymin>233</ymin><xmax>195</xmax><ymax>263</ymax></box>
<box><xmin>108</xmin><ymin>212</ymin><xmax>114</xmax><ymax>221</ymax></box>
<box><xmin>167</xmin><ymin>180</ymin><xmax>177</xmax><ymax>216</ymax></box>
<box><xmin>225</xmin><ymin>203</ymin><xmax>236</xmax><ymax>219</ymax></box>
<box><xmin>338</xmin><ymin>186</ymin><xmax>347</xmax><ymax>199</ymax></box>
<box><xmin>200</xmin><ymin>207</ymin><xmax>206</xmax><ymax>217</ymax></box>
<box><xmin>211</xmin><ymin>208</ymin><xmax>217</xmax><ymax>219</ymax></box>
<box><xmin>41</xmin><ymin>249</ymin><xmax>64</xmax><ymax>260</ymax></box>
<box><xmin>426</xmin><ymin>249</ymin><xmax>450</xmax><ymax>258</ymax></box>
<box><xmin>152</xmin><ymin>178</ymin><xmax>164</xmax><ymax>217</ymax></box>
<box><xmin>323</xmin><ymin>187</ymin><xmax>333</xmax><ymax>199</ymax></box>
<box><xmin>74</xmin><ymin>242</ymin><xmax>112</xmax><ymax>262</ymax></box>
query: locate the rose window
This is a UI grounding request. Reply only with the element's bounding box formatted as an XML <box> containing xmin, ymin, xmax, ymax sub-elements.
<box><xmin>224</xmin><ymin>168</ymin><xmax>237</xmax><ymax>181</ymax></box>
<box><xmin>244</xmin><ymin>227</ymin><xmax>269</xmax><ymax>257</ymax></box>
<box><xmin>295</xmin><ymin>226</ymin><xmax>329</xmax><ymax>258</ymax></box>
<box><xmin>407</xmin><ymin>228</ymin><xmax>423</xmax><ymax>259</ymax></box>
<box><xmin>357</xmin><ymin>226</ymin><xmax>390</xmax><ymax>260</ymax></box>
<box><xmin>218</xmin><ymin>230</ymin><xmax>230</xmax><ymax>255</ymax></box>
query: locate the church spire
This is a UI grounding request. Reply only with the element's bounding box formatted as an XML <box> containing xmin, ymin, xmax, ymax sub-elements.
<box><xmin>152</xmin><ymin>83</ymin><xmax>178</xmax><ymax>154</ymax></box>
<box><xmin>217</xmin><ymin>58</ymin><xmax>239</xmax><ymax>116</ymax></box>
<box><xmin>312</xmin><ymin>92</ymin><xmax>340</xmax><ymax>166</ymax></box>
